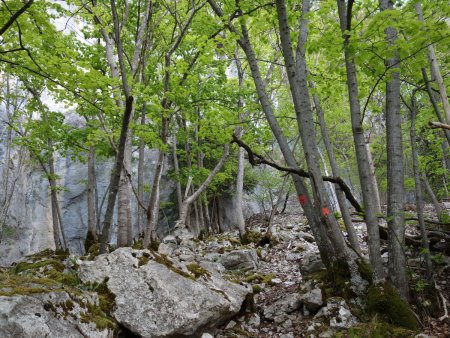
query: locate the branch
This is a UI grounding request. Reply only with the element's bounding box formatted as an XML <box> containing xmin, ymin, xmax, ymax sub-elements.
<box><xmin>232</xmin><ymin>134</ymin><xmax>362</xmax><ymax>212</ymax></box>
<box><xmin>428</xmin><ymin>121</ymin><xmax>450</xmax><ymax>131</ymax></box>
<box><xmin>0</xmin><ymin>0</ymin><xmax>34</xmax><ymax>36</ymax></box>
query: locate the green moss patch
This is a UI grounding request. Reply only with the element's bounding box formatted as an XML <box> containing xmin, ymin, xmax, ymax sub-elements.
<box><xmin>347</xmin><ymin>315</ymin><xmax>416</xmax><ymax>338</ymax></box>
<box><xmin>13</xmin><ymin>259</ymin><xmax>65</xmax><ymax>274</ymax></box>
<box><xmin>186</xmin><ymin>263</ymin><xmax>211</xmax><ymax>279</ymax></box>
<box><xmin>367</xmin><ymin>283</ymin><xmax>418</xmax><ymax>330</ymax></box>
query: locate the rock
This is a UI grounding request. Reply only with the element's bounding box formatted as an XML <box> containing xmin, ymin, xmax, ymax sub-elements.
<box><xmin>79</xmin><ymin>247</ymin><xmax>250</xmax><ymax>338</ymax></box>
<box><xmin>162</xmin><ymin>235</ymin><xmax>177</xmax><ymax>245</ymax></box>
<box><xmin>225</xmin><ymin>320</ymin><xmax>237</xmax><ymax>329</ymax></box>
<box><xmin>201</xmin><ymin>333</ymin><xmax>214</xmax><ymax>338</ymax></box>
<box><xmin>314</xmin><ymin>298</ymin><xmax>358</xmax><ymax>329</ymax></box>
<box><xmin>299</xmin><ymin>251</ymin><xmax>325</xmax><ymax>275</ymax></box>
<box><xmin>300</xmin><ymin>288</ymin><xmax>323</xmax><ymax>314</ymax></box>
<box><xmin>0</xmin><ymin>292</ymin><xmax>111</xmax><ymax>338</ymax></box>
<box><xmin>263</xmin><ymin>293</ymin><xmax>303</xmax><ymax>320</ymax></box>
<box><xmin>158</xmin><ymin>242</ymin><xmax>174</xmax><ymax>256</ymax></box>
<box><xmin>220</xmin><ymin>249</ymin><xmax>259</xmax><ymax>271</ymax></box>
<box><xmin>247</xmin><ymin>314</ymin><xmax>260</xmax><ymax>327</ymax></box>
<box><xmin>298</xmin><ymin>231</ymin><xmax>315</xmax><ymax>243</ymax></box>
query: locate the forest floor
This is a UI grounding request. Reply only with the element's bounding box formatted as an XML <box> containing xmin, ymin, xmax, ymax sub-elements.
<box><xmin>202</xmin><ymin>208</ymin><xmax>450</xmax><ymax>338</ymax></box>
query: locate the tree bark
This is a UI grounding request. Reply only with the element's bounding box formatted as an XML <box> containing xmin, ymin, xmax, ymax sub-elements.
<box><xmin>421</xmin><ymin>173</ymin><xmax>444</xmax><ymax>221</ymax></box>
<box><xmin>87</xmin><ymin>146</ymin><xmax>97</xmax><ymax>244</ymax></box>
<box><xmin>408</xmin><ymin>92</ymin><xmax>432</xmax><ymax>279</ymax></box>
<box><xmin>336</xmin><ymin>0</ymin><xmax>384</xmax><ymax>281</ymax></box>
<box><xmin>379</xmin><ymin>0</ymin><xmax>408</xmax><ymax>299</ymax></box>
<box><xmin>99</xmin><ymin>96</ymin><xmax>134</xmax><ymax>254</ymax></box>
<box><xmin>312</xmin><ymin>84</ymin><xmax>361</xmax><ymax>253</ymax></box>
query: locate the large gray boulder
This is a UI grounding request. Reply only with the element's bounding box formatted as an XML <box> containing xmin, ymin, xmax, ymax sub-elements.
<box><xmin>0</xmin><ymin>292</ymin><xmax>112</xmax><ymax>338</ymax></box>
<box><xmin>79</xmin><ymin>247</ymin><xmax>251</xmax><ymax>338</ymax></box>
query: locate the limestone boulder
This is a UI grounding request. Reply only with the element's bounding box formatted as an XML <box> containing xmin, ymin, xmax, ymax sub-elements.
<box><xmin>79</xmin><ymin>247</ymin><xmax>251</xmax><ymax>338</ymax></box>
<box><xmin>0</xmin><ymin>292</ymin><xmax>111</xmax><ymax>338</ymax></box>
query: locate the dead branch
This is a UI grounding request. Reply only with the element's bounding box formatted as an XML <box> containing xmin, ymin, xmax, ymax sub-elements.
<box><xmin>429</xmin><ymin>121</ymin><xmax>450</xmax><ymax>131</ymax></box>
<box><xmin>232</xmin><ymin>134</ymin><xmax>362</xmax><ymax>212</ymax></box>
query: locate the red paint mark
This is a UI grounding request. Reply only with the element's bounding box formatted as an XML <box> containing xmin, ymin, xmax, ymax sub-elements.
<box><xmin>298</xmin><ymin>194</ymin><xmax>308</xmax><ymax>206</ymax></box>
<box><xmin>321</xmin><ymin>207</ymin><xmax>331</xmax><ymax>216</ymax></box>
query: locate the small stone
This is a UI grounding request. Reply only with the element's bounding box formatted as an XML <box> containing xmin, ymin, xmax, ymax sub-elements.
<box><xmin>158</xmin><ymin>242</ymin><xmax>174</xmax><ymax>256</ymax></box>
<box><xmin>225</xmin><ymin>320</ymin><xmax>236</xmax><ymax>330</ymax></box>
<box><xmin>201</xmin><ymin>333</ymin><xmax>214</xmax><ymax>338</ymax></box>
<box><xmin>247</xmin><ymin>314</ymin><xmax>260</xmax><ymax>327</ymax></box>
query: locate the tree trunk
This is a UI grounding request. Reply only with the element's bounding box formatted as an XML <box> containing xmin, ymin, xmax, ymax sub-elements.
<box><xmin>99</xmin><ymin>96</ymin><xmax>134</xmax><ymax>254</ymax></box>
<box><xmin>365</xmin><ymin>142</ymin><xmax>382</xmax><ymax>213</ymax></box>
<box><xmin>422</xmin><ymin>173</ymin><xmax>443</xmax><ymax>221</ymax></box>
<box><xmin>143</xmin><ymin>149</ymin><xmax>165</xmax><ymax>247</ymax></box>
<box><xmin>379</xmin><ymin>0</ymin><xmax>408</xmax><ymax>299</ymax></box>
<box><xmin>87</xmin><ymin>146</ymin><xmax>98</xmax><ymax>245</ymax></box>
<box><xmin>276</xmin><ymin>0</ymin><xmax>352</xmax><ymax>266</ymax></box>
<box><xmin>416</xmin><ymin>2</ymin><xmax>450</xmax><ymax>123</ymax></box>
<box><xmin>137</xmin><ymin>109</ymin><xmax>146</xmax><ymax>236</ymax></box>
<box><xmin>336</xmin><ymin>0</ymin><xmax>384</xmax><ymax>281</ymax></box>
<box><xmin>172</xmin><ymin>133</ymin><xmax>183</xmax><ymax>217</ymax></box>
<box><xmin>408</xmin><ymin>93</ymin><xmax>432</xmax><ymax>279</ymax></box>
<box><xmin>233</xmin><ymin>6</ymin><xmax>336</xmax><ymax>266</ymax></box>
<box><xmin>49</xmin><ymin>152</ymin><xmax>64</xmax><ymax>251</ymax></box>
<box><xmin>312</xmin><ymin>85</ymin><xmax>361</xmax><ymax>254</ymax></box>
<box><xmin>177</xmin><ymin>145</ymin><xmax>230</xmax><ymax>225</ymax></box>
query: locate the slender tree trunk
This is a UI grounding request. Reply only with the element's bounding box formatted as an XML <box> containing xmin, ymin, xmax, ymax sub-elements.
<box><xmin>422</xmin><ymin>173</ymin><xmax>443</xmax><ymax>221</ymax></box>
<box><xmin>379</xmin><ymin>0</ymin><xmax>408</xmax><ymax>299</ymax></box>
<box><xmin>99</xmin><ymin>97</ymin><xmax>134</xmax><ymax>254</ymax></box>
<box><xmin>416</xmin><ymin>2</ymin><xmax>450</xmax><ymax>123</ymax></box>
<box><xmin>408</xmin><ymin>93</ymin><xmax>432</xmax><ymax>279</ymax></box>
<box><xmin>365</xmin><ymin>142</ymin><xmax>382</xmax><ymax>213</ymax></box>
<box><xmin>207</xmin><ymin>0</ymin><xmax>337</xmax><ymax>266</ymax></box>
<box><xmin>172</xmin><ymin>133</ymin><xmax>183</xmax><ymax>217</ymax></box>
<box><xmin>49</xmin><ymin>153</ymin><xmax>63</xmax><ymax>251</ymax></box>
<box><xmin>143</xmin><ymin>149</ymin><xmax>165</xmax><ymax>247</ymax></box>
<box><xmin>276</xmin><ymin>0</ymin><xmax>352</xmax><ymax>266</ymax></box>
<box><xmin>336</xmin><ymin>0</ymin><xmax>383</xmax><ymax>281</ymax></box>
<box><xmin>137</xmin><ymin>110</ymin><xmax>146</xmax><ymax>236</ymax></box>
<box><xmin>312</xmin><ymin>85</ymin><xmax>361</xmax><ymax>254</ymax></box>
<box><xmin>87</xmin><ymin>146</ymin><xmax>97</xmax><ymax>244</ymax></box>
<box><xmin>177</xmin><ymin>145</ymin><xmax>230</xmax><ymax>225</ymax></box>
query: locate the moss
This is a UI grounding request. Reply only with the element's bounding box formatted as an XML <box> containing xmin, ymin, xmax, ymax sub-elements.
<box><xmin>151</xmin><ymin>251</ymin><xmax>193</xmax><ymax>279</ymax></box>
<box><xmin>13</xmin><ymin>259</ymin><xmax>65</xmax><ymax>274</ymax></box>
<box><xmin>244</xmin><ymin>272</ymin><xmax>276</xmax><ymax>285</ymax></box>
<box><xmin>86</xmin><ymin>243</ymin><xmax>100</xmax><ymax>261</ymax></box>
<box><xmin>84</xmin><ymin>231</ymin><xmax>97</xmax><ymax>254</ymax></box>
<box><xmin>138</xmin><ymin>252</ymin><xmax>151</xmax><ymax>267</ymax></box>
<box><xmin>357</xmin><ymin>259</ymin><xmax>373</xmax><ymax>285</ymax></box>
<box><xmin>348</xmin><ymin>315</ymin><xmax>416</xmax><ymax>338</ymax></box>
<box><xmin>132</xmin><ymin>238</ymin><xmax>144</xmax><ymax>249</ymax></box>
<box><xmin>149</xmin><ymin>240</ymin><xmax>160</xmax><ymax>251</ymax></box>
<box><xmin>252</xmin><ymin>284</ymin><xmax>262</xmax><ymax>293</ymax></box>
<box><xmin>367</xmin><ymin>283</ymin><xmax>418</xmax><ymax>330</ymax></box>
<box><xmin>25</xmin><ymin>249</ymin><xmax>69</xmax><ymax>262</ymax></box>
<box><xmin>80</xmin><ymin>278</ymin><xmax>117</xmax><ymax>330</ymax></box>
<box><xmin>241</xmin><ymin>230</ymin><xmax>262</xmax><ymax>245</ymax></box>
<box><xmin>186</xmin><ymin>263</ymin><xmax>211</xmax><ymax>279</ymax></box>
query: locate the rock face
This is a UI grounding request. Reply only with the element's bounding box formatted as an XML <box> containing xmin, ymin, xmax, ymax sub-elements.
<box><xmin>0</xmin><ymin>292</ymin><xmax>111</xmax><ymax>338</ymax></box>
<box><xmin>79</xmin><ymin>247</ymin><xmax>251</xmax><ymax>338</ymax></box>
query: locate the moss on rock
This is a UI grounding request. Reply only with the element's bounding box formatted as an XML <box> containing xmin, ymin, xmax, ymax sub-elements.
<box><xmin>367</xmin><ymin>283</ymin><xmax>418</xmax><ymax>330</ymax></box>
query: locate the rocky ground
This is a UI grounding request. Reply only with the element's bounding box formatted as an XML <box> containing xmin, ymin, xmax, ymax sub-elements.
<box><xmin>0</xmin><ymin>208</ymin><xmax>449</xmax><ymax>337</ymax></box>
<box><xmin>193</xmin><ymin>210</ymin><xmax>450</xmax><ymax>337</ymax></box>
